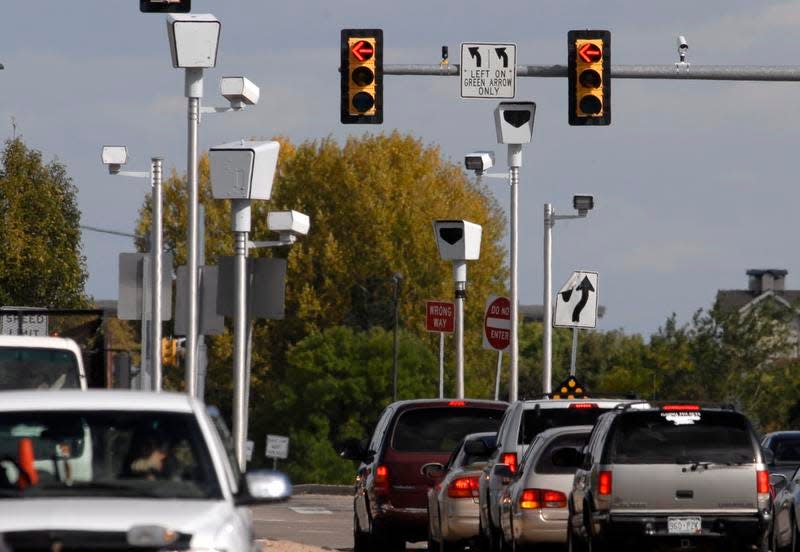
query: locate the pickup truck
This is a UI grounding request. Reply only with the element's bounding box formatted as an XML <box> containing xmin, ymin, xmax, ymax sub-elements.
<box><xmin>0</xmin><ymin>335</ymin><xmax>87</xmax><ymax>390</ymax></box>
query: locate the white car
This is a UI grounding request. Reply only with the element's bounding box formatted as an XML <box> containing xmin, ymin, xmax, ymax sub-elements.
<box><xmin>0</xmin><ymin>390</ymin><xmax>290</xmax><ymax>550</ymax></box>
<box><xmin>0</xmin><ymin>336</ymin><xmax>87</xmax><ymax>390</ymax></box>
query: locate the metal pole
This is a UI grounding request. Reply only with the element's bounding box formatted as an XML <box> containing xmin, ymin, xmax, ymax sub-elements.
<box><xmin>439</xmin><ymin>332</ymin><xmax>444</xmax><ymax>399</ymax></box>
<box><xmin>232</xmin><ymin>200</ymin><xmax>251</xmax><ymax>473</ymax></box>
<box><xmin>543</xmin><ymin>204</ymin><xmax>554</xmax><ymax>395</ymax></box>
<box><xmin>151</xmin><ymin>158</ymin><xmax>163</xmax><ymax>392</ymax></box>
<box><xmin>392</xmin><ymin>274</ymin><xmax>402</xmax><ymax>402</ymax></box>
<box><xmin>140</xmin><ymin>255</ymin><xmax>151</xmax><ymax>391</ymax></box>
<box><xmin>384</xmin><ymin>64</ymin><xmax>800</xmax><ymax>82</ymax></box>
<box><xmin>494</xmin><ymin>352</ymin><xmax>503</xmax><ymax>401</ymax></box>
<box><xmin>454</xmin><ymin>261</ymin><xmax>467</xmax><ymax>399</ymax></box>
<box><xmin>570</xmin><ymin>328</ymin><xmax>578</xmax><ymax>377</ymax></box>
<box><xmin>184</xmin><ymin>68</ymin><xmax>203</xmax><ymax>398</ymax></box>
<box><xmin>197</xmin><ymin>204</ymin><xmax>208</xmax><ymax>401</ymax></box>
<box><xmin>508</xmin><ymin>144</ymin><xmax>522</xmax><ymax>403</ymax></box>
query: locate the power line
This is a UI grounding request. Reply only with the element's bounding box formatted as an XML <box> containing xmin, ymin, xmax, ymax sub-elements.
<box><xmin>80</xmin><ymin>225</ymin><xmax>138</xmax><ymax>239</ymax></box>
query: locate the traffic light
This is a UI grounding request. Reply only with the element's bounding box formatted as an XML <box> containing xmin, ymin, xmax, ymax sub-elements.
<box><xmin>140</xmin><ymin>0</ymin><xmax>191</xmax><ymax>13</ymax></box>
<box><xmin>341</xmin><ymin>29</ymin><xmax>383</xmax><ymax>124</ymax></box>
<box><xmin>161</xmin><ymin>338</ymin><xmax>178</xmax><ymax>367</ymax></box>
<box><xmin>568</xmin><ymin>30</ymin><xmax>610</xmax><ymax>126</ymax></box>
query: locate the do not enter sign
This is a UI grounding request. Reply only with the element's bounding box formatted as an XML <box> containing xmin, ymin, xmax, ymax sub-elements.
<box><xmin>483</xmin><ymin>296</ymin><xmax>511</xmax><ymax>352</ymax></box>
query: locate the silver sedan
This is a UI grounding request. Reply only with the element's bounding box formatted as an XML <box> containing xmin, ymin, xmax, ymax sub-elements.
<box><xmin>426</xmin><ymin>432</ymin><xmax>497</xmax><ymax>552</ymax></box>
<box><xmin>499</xmin><ymin>425</ymin><xmax>592</xmax><ymax>550</ymax></box>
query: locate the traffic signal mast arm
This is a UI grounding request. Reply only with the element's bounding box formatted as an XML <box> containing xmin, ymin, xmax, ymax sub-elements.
<box><xmin>382</xmin><ymin>63</ymin><xmax>800</xmax><ymax>81</ymax></box>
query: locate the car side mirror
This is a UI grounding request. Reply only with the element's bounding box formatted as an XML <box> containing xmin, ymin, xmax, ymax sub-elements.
<box><xmin>421</xmin><ymin>462</ymin><xmax>446</xmax><ymax>482</ymax></box>
<box><xmin>339</xmin><ymin>438</ymin><xmax>368</xmax><ymax>462</ymax></box>
<box><xmin>551</xmin><ymin>447</ymin><xmax>582</xmax><ymax>468</ymax></box>
<box><xmin>762</xmin><ymin>448</ymin><xmax>775</xmax><ymax>466</ymax></box>
<box><xmin>493</xmin><ymin>463</ymin><xmax>513</xmax><ymax>485</ymax></box>
<box><xmin>770</xmin><ymin>473</ymin><xmax>788</xmax><ymax>489</ymax></box>
<box><xmin>235</xmin><ymin>470</ymin><xmax>292</xmax><ymax>506</ymax></box>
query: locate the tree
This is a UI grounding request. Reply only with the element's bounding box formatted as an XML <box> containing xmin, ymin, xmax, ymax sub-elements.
<box><xmin>270</xmin><ymin>326</ymin><xmax>438</xmax><ymax>483</ymax></box>
<box><xmin>0</xmin><ymin>138</ymin><xmax>87</xmax><ymax>308</ymax></box>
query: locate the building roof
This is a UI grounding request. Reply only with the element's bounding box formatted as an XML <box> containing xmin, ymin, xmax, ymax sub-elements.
<box><xmin>716</xmin><ymin>290</ymin><xmax>800</xmax><ymax>313</ymax></box>
<box><xmin>746</xmin><ymin>269</ymin><xmax>788</xmax><ymax>278</ymax></box>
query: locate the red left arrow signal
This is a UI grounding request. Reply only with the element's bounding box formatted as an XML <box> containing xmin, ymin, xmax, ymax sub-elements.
<box><xmin>578</xmin><ymin>43</ymin><xmax>602</xmax><ymax>63</ymax></box>
<box><xmin>351</xmin><ymin>40</ymin><xmax>375</xmax><ymax>62</ymax></box>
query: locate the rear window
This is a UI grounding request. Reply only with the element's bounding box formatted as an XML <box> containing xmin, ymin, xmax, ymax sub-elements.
<box><xmin>606</xmin><ymin>410</ymin><xmax>756</xmax><ymax>465</ymax></box>
<box><xmin>535</xmin><ymin>432</ymin><xmax>591</xmax><ymax>474</ymax></box>
<box><xmin>392</xmin><ymin>407</ymin><xmax>503</xmax><ymax>453</ymax></box>
<box><xmin>0</xmin><ymin>347</ymin><xmax>81</xmax><ymax>390</ymax></box>
<box><xmin>519</xmin><ymin>407</ymin><xmax>611</xmax><ymax>444</ymax></box>
<box><xmin>772</xmin><ymin>438</ymin><xmax>800</xmax><ymax>463</ymax></box>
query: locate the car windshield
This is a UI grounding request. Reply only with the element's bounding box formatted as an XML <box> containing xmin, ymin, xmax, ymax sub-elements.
<box><xmin>392</xmin><ymin>408</ymin><xmax>503</xmax><ymax>453</ymax></box>
<box><xmin>519</xmin><ymin>407</ymin><xmax>612</xmax><ymax>444</ymax></box>
<box><xmin>606</xmin><ymin>410</ymin><xmax>755</xmax><ymax>465</ymax></box>
<box><xmin>0</xmin><ymin>410</ymin><xmax>222</xmax><ymax>500</ymax></box>
<box><xmin>0</xmin><ymin>347</ymin><xmax>81</xmax><ymax>390</ymax></box>
<box><xmin>773</xmin><ymin>438</ymin><xmax>800</xmax><ymax>463</ymax></box>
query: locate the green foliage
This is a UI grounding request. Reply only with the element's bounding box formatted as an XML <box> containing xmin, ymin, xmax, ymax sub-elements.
<box><xmin>0</xmin><ymin>139</ymin><xmax>87</xmax><ymax>307</ymax></box>
<box><xmin>271</xmin><ymin>326</ymin><xmax>438</xmax><ymax>484</ymax></box>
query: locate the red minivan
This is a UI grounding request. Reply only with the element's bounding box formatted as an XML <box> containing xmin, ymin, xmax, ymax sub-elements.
<box><xmin>341</xmin><ymin>399</ymin><xmax>507</xmax><ymax>551</ymax></box>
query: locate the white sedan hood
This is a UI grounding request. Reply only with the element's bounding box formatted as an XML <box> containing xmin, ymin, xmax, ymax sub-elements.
<box><xmin>0</xmin><ymin>498</ymin><xmax>235</xmax><ymax>541</ymax></box>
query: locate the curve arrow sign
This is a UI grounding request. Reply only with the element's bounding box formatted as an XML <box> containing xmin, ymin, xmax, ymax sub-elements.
<box><xmin>495</xmin><ymin>47</ymin><xmax>509</xmax><ymax>68</ymax></box>
<box><xmin>468</xmin><ymin>47</ymin><xmax>482</xmax><ymax>67</ymax></box>
<box><xmin>571</xmin><ymin>276</ymin><xmax>595</xmax><ymax>323</ymax></box>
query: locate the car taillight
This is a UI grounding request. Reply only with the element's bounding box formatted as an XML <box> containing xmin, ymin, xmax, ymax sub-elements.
<box><xmin>662</xmin><ymin>404</ymin><xmax>701</xmax><ymax>411</ymax></box>
<box><xmin>448</xmin><ymin>476</ymin><xmax>480</xmax><ymax>499</ymax></box>
<box><xmin>519</xmin><ymin>489</ymin><xmax>567</xmax><ymax>509</ymax></box>
<box><xmin>569</xmin><ymin>403</ymin><xmax>598</xmax><ymax>409</ymax></box>
<box><xmin>757</xmin><ymin>470</ymin><xmax>770</xmax><ymax>495</ymax></box>
<box><xmin>502</xmin><ymin>453</ymin><xmax>518</xmax><ymax>473</ymax></box>
<box><xmin>375</xmin><ymin>465</ymin><xmax>390</xmax><ymax>495</ymax></box>
<box><xmin>598</xmin><ymin>471</ymin><xmax>612</xmax><ymax>496</ymax></box>
<box><xmin>448</xmin><ymin>400</ymin><xmax>466</xmax><ymax>407</ymax></box>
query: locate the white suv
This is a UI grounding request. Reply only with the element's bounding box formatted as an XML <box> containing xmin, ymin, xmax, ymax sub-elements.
<box><xmin>0</xmin><ymin>390</ymin><xmax>290</xmax><ymax>550</ymax></box>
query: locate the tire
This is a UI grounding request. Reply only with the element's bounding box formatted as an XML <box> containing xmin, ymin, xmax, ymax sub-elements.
<box><xmin>353</xmin><ymin>512</ymin><xmax>371</xmax><ymax>552</ymax></box>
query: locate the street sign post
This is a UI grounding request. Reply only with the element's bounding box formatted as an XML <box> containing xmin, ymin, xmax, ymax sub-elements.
<box><xmin>0</xmin><ymin>307</ymin><xmax>48</xmax><ymax>336</ymax></box>
<box><xmin>425</xmin><ymin>300</ymin><xmax>454</xmax><ymax>398</ymax></box>
<box><xmin>483</xmin><ymin>296</ymin><xmax>511</xmax><ymax>351</ymax></box>
<box><xmin>266</xmin><ymin>434</ymin><xmax>290</xmax><ymax>470</ymax></box>
<box><xmin>555</xmin><ymin>271</ymin><xmax>599</xmax><ymax>378</ymax></box>
<box><xmin>554</xmin><ymin>271</ymin><xmax>599</xmax><ymax>329</ymax></box>
<box><xmin>460</xmin><ymin>43</ymin><xmax>517</xmax><ymax>99</ymax></box>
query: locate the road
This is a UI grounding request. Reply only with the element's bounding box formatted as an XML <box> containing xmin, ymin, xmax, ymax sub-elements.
<box><xmin>252</xmin><ymin>494</ymin><xmax>429</xmax><ymax>551</ymax></box>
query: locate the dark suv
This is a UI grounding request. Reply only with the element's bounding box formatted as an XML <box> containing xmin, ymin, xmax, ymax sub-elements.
<box><xmin>341</xmin><ymin>399</ymin><xmax>507</xmax><ymax>551</ymax></box>
<box><xmin>564</xmin><ymin>403</ymin><xmax>772</xmax><ymax>552</ymax></box>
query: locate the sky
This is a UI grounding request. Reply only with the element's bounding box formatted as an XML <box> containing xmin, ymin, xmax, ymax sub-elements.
<box><xmin>2</xmin><ymin>0</ymin><xmax>799</xmax><ymax>337</ymax></box>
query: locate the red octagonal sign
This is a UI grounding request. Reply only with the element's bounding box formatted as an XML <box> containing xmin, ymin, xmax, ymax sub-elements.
<box><xmin>484</xmin><ymin>296</ymin><xmax>511</xmax><ymax>352</ymax></box>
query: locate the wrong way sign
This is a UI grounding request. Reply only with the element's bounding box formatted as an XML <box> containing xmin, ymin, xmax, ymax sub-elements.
<box><xmin>425</xmin><ymin>300</ymin><xmax>454</xmax><ymax>333</ymax></box>
<box><xmin>483</xmin><ymin>296</ymin><xmax>511</xmax><ymax>352</ymax></box>
<box><xmin>461</xmin><ymin>43</ymin><xmax>516</xmax><ymax>99</ymax></box>
<box><xmin>554</xmin><ymin>271</ymin><xmax>599</xmax><ymax>329</ymax></box>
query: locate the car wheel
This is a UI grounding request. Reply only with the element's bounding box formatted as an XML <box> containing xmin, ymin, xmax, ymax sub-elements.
<box><xmin>353</xmin><ymin>512</ymin><xmax>371</xmax><ymax>552</ymax></box>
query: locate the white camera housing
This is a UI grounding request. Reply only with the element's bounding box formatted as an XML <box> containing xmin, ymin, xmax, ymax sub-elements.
<box><xmin>221</xmin><ymin>77</ymin><xmax>260</xmax><ymax>107</ymax></box>
<box><xmin>494</xmin><ymin>101</ymin><xmax>536</xmax><ymax>145</ymax></box>
<box><xmin>268</xmin><ymin>210</ymin><xmax>310</xmax><ymax>237</ymax></box>
<box><xmin>433</xmin><ymin>220</ymin><xmax>482</xmax><ymax>261</ymax></box>
<box><xmin>465</xmin><ymin>151</ymin><xmax>495</xmax><ymax>173</ymax></box>
<box><xmin>677</xmin><ymin>35</ymin><xmax>688</xmax><ymax>51</ymax></box>
<box><xmin>209</xmin><ymin>140</ymin><xmax>280</xmax><ymax>201</ymax></box>
<box><xmin>101</xmin><ymin>146</ymin><xmax>128</xmax><ymax>174</ymax></box>
<box><xmin>166</xmin><ymin>14</ymin><xmax>221</xmax><ymax>69</ymax></box>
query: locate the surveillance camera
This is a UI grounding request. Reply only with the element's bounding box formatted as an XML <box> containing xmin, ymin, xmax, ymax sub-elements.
<box><xmin>166</xmin><ymin>14</ymin><xmax>221</xmax><ymax>69</ymax></box>
<box><xmin>494</xmin><ymin>102</ymin><xmax>536</xmax><ymax>145</ymax></box>
<box><xmin>101</xmin><ymin>146</ymin><xmax>128</xmax><ymax>174</ymax></box>
<box><xmin>220</xmin><ymin>77</ymin><xmax>260</xmax><ymax>108</ymax></box>
<box><xmin>677</xmin><ymin>36</ymin><xmax>688</xmax><ymax>51</ymax></box>
<box><xmin>573</xmin><ymin>194</ymin><xmax>595</xmax><ymax>214</ymax></box>
<box><xmin>433</xmin><ymin>220</ymin><xmax>482</xmax><ymax>262</ymax></box>
<box><xmin>268</xmin><ymin>210</ymin><xmax>310</xmax><ymax>237</ymax></box>
<box><xmin>209</xmin><ymin>140</ymin><xmax>280</xmax><ymax>201</ymax></box>
<box><xmin>464</xmin><ymin>152</ymin><xmax>495</xmax><ymax>173</ymax></box>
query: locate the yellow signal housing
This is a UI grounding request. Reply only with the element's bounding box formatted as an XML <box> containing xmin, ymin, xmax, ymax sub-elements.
<box><xmin>161</xmin><ymin>338</ymin><xmax>178</xmax><ymax>368</ymax></box>
<box><xmin>341</xmin><ymin>29</ymin><xmax>383</xmax><ymax>125</ymax></box>
<box><xmin>568</xmin><ymin>30</ymin><xmax>611</xmax><ymax>126</ymax></box>
<box><xmin>575</xmin><ymin>39</ymin><xmax>605</xmax><ymax>117</ymax></box>
<box><xmin>348</xmin><ymin>37</ymin><xmax>378</xmax><ymax>117</ymax></box>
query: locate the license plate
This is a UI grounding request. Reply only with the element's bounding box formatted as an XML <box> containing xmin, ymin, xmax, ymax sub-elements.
<box><xmin>668</xmin><ymin>517</ymin><xmax>702</xmax><ymax>534</ymax></box>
